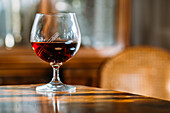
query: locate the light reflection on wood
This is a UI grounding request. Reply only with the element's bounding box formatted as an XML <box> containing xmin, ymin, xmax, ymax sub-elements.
<box><xmin>0</xmin><ymin>84</ymin><xmax>170</xmax><ymax>113</ymax></box>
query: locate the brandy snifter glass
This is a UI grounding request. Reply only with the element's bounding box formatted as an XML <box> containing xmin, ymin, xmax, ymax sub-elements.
<box><xmin>30</xmin><ymin>13</ymin><xmax>81</xmax><ymax>92</ymax></box>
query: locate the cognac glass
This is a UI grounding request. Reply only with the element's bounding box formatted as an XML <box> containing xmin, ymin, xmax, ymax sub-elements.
<box><xmin>30</xmin><ymin>13</ymin><xmax>81</xmax><ymax>92</ymax></box>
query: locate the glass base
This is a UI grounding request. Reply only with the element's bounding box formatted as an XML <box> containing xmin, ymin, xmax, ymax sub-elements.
<box><xmin>36</xmin><ymin>83</ymin><xmax>76</xmax><ymax>93</ymax></box>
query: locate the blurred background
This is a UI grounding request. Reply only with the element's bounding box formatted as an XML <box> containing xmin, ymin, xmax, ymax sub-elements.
<box><xmin>0</xmin><ymin>0</ymin><xmax>169</xmax><ymax>87</ymax></box>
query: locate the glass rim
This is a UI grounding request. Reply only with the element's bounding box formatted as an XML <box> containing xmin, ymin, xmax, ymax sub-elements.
<box><xmin>35</xmin><ymin>12</ymin><xmax>76</xmax><ymax>16</ymax></box>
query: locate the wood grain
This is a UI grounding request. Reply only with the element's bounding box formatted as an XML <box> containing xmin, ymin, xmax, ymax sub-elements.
<box><xmin>0</xmin><ymin>84</ymin><xmax>170</xmax><ymax>113</ymax></box>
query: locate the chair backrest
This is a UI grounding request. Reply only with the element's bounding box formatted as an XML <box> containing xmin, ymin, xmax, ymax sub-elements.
<box><xmin>100</xmin><ymin>46</ymin><xmax>170</xmax><ymax>100</ymax></box>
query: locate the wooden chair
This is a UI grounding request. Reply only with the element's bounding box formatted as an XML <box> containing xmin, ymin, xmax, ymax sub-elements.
<box><xmin>100</xmin><ymin>46</ymin><xmax>170</xmax><ymax>100</ymax></box>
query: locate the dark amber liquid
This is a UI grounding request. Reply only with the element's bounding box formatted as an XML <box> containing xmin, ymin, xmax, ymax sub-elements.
<box><xmin>31</xmin><ymin>41</ymin><xmax>78</xmax><ymax>63</ymax></box>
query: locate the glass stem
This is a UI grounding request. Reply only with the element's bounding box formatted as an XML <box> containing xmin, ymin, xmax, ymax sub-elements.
<box><xmin>50</xmin><ymin>63</ymin><xmax>63</xmax><ymax>85</ymax></box>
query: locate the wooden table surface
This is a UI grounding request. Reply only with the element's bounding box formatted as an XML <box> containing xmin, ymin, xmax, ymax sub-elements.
<box><xmin>0</xmin><ymin>84</ymin><xmax>170</xmax><ymax>113</ymax></box>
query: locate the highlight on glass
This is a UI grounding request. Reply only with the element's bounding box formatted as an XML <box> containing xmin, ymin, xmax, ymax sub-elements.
<box><xmin>30</xmin><ymin>13</ymin><xmax>81</xmax><ymax>92</ymax></box>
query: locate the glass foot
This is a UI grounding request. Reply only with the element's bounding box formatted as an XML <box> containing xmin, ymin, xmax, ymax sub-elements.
<box><xmin>36</xmin><ymin>83</ymin><xmax>76</xmax><ymax>93</ymax></box>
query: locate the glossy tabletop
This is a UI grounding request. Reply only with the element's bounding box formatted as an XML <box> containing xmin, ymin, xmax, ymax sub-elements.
<box><xmin>0</xmin><ymin>84</ymin><xmax>170</xmax><ymax>113</ymax></box>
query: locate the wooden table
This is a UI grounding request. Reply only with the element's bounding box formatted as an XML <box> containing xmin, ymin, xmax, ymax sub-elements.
<box><xmin>0</xmin><ymin>84</ymin><xmax>170</xmax><ymax>113</ymax></box>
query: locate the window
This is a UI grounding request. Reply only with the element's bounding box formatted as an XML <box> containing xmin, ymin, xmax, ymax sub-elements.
<box><xmin>0</xmin><ymin>0</ymin><xmax>119</xmax><ymax>49</ymax></box>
